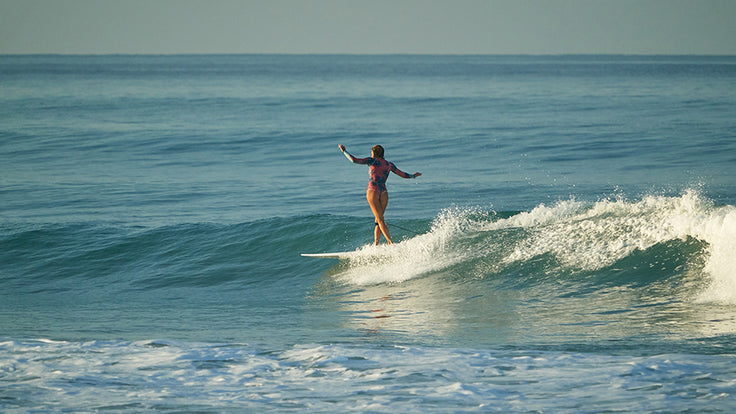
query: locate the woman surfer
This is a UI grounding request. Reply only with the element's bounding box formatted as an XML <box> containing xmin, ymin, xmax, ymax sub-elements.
<box><xmin>339</xmin><ymin>144</ymin><xmax>421</xmax><ymax>245</ymax></box>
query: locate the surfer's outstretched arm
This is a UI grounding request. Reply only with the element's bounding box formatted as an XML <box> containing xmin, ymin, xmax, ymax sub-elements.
<box><xmin>339</xmin><ymin>144</ymin><xmax>372</xmax><ymax>164</ymax></box>
<box><xmin>389</xmin><ymin>162</ymin><xmax>422</xmax><ymax>179</ymax></box>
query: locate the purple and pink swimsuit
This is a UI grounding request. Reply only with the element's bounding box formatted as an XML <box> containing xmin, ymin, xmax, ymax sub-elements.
<box><xmin>342</xmin><ymin>150</ymin><xmax>416</xmax><ymax>193</ymax></box>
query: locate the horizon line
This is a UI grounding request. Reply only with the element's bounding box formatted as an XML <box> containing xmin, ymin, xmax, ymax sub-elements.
<box><xmin>2</xmin><ymin>52</ymin><xmax>736</xmax><ymax>57</ymax></box>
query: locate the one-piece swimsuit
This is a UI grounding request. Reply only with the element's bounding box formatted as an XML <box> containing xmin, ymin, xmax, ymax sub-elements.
<box><xmin>342</xmin><ymin>151</ymin><xmax>414</xmax><ymax>193</ymax></box>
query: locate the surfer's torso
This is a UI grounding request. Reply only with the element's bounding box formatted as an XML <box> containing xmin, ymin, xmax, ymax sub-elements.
<box><xmin>343</xmin><ymin>153</ymin><xmax>413</xmax><ymax>192</ymax></box>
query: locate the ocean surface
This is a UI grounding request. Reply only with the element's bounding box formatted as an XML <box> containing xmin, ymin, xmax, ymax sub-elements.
<box><xmin>1</xmin><ymin>54</ymin><xmax>736</xmax><ymax>412</ymax></box>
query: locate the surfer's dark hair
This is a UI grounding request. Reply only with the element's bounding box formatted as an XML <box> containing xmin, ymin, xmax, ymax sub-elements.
<box><xmin>372</xmin><ymin>145</ymin><xmax>384</xmax><ymax>158</ymax></box>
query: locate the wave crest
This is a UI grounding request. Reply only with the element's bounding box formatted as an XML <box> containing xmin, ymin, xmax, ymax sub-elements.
<box><xmin>336</xmin><ymin>190</ymin><xmax>736</xmax><ymax>304</ymax></box>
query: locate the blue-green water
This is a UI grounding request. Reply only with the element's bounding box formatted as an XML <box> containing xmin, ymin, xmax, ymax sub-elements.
<box><xmin>2</xmin><ymin>55</ymin><xmax>736</xmax><ymax>412</ymax></box>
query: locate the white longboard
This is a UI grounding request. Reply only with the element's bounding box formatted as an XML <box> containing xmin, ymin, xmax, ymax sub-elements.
<box><xmin>300</xmin><ymin>251</ymin><xmax>357</xmax><ymax>259</ymax></box>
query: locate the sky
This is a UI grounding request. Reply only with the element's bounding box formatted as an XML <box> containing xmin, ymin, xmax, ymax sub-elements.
<box><xmin>1</xmin><ymin>0</ymin><xmax>734</xmax><ymax>55</ymax></box>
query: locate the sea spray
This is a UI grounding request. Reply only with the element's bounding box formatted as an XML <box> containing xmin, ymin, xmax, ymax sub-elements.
<box><xmin>488</xmin><ymin>191</ymin><xmax>735</xmax><ymax>303</ymax></box>
<box><xmin>667</xmin><ymin>195</ymin><xmax>736</xmax><ymax>304</ymax></box>
<box><xmin>334</xmin><ymin>207</ymin><xmax>479</xmax><ymax>285</ymax></box>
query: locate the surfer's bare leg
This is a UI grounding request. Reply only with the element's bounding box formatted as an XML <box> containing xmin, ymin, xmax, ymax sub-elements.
<box><xmin>367</xmin><ymin>189</ymin><xmax>391</xmax><ymax>245</ymax></box>
<box><xmin>374</xmin><ymin>220</ymin><xmax>380</xmax><ymax>245</ymax></box>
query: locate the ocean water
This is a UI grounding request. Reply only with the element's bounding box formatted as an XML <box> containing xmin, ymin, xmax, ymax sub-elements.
<box><xmin>1</xmin><ymin>54</ymin><xmax>736</xmax><ymax>412</ymax></box>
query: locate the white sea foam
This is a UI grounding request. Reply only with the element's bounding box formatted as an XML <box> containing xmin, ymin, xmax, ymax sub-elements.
<box><xmin>498</xmin><ymin>190</ymin><xmax>736</xmax><ymax>303</ymax></box>
<box><xmin>337</xmin><ymin>190</ymin><xmax>736</xmax><ymax>304</ymax></box>
<box><xmin>334</xmin><ymin>207</ymin><xmax>475</xmax><ymax>285</ymax></box>
<box><xmin>2</xmin><ymin>339</ymin><xmax>733</xmax><ymax>413</ymax></box>
<box><xmin>684</xmin><ymin>203</ymin><xmax>736</xmax><ymax>304</ymax></box>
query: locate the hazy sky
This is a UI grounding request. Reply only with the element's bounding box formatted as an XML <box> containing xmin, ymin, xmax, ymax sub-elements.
<box><xmin>1</xmin><ymin>0</ymin><xmax>734</xmax><ymax>55</ymax></box>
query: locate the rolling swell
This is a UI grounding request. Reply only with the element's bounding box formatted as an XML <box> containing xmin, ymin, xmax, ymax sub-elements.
<box><xmin>2</xmin><ymin>191</ymin><xmax>733</xmax><ymax>306</ymax></box>
<box><xmin>1</xmin><ymin>216</ymin><xmax>357</xmax><ymax>291</ymax></box>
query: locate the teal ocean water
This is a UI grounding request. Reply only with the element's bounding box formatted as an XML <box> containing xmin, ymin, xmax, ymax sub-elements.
<box><xmin>2</xmin><ymin>55</ymin><xmax>736</xmax><ymax>412</ymax></box>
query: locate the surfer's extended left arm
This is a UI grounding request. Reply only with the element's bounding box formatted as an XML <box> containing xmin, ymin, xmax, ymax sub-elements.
<box><xmin>390</xmin><ymin>162</ymin><xmax>422</xmax><ymax>179</ymax></box>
